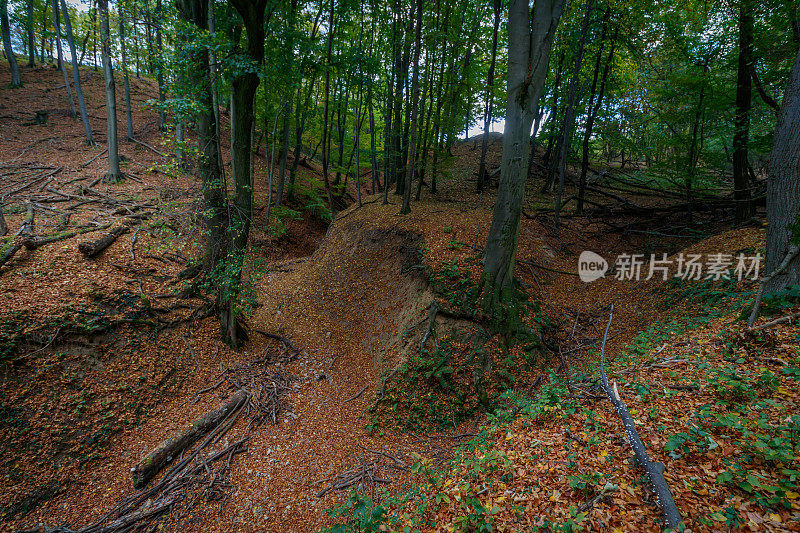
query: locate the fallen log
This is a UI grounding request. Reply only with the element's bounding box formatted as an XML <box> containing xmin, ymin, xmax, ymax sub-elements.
<box><xmin>25</xmin><ymin>223</ymin><xmax>112</xmax><ymax>250</ymax></box>
<box><xmin>598</xmin><ymin>306</ymin><xmax>682</xmax><ymax>530</ymax></box>
<box><xmin>131</xmin><ymin>389</ymin><xmax>248</xmax><ymax>489</ymax></box>
<box><xmin>78</xmin><ymin>225</ymin><xmax>129</xmax><ymax>257</ymax></box>
<box><xmin>0</xmin><ymin>242</ymin><xmax>25</xmax><ymax>271</ymax></box>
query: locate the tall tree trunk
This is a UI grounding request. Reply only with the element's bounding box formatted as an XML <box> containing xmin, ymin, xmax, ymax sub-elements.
<box><xmin>765</xmin><ymin>48</ymin><xmax>800</xmax><ymax>293</ymax></box>
<box><xmin>481</xmin><ymin>0</ymin><xmax>565</xmax><ymax>320</ymax></box>
<box><xmin>119</xmin><ymin>5</ymin><xmax>134</xmax><ymax>141</ymax></box>
<box><xmin>99</xmin><ymin>0</ymin><xmax>122</xmax><ymax>181</ymax></box>
<box><xmin>477</xmin><ymin>0</ymin><xmax>501</xmax><ymax>192</ymax></box>
<box><xmin>541</xmin><ymin>50</ymin><xmax>565</xmax><ymax>191</ymax></box>
<box><xmin>0</xmin><ymin>0</ymin><xmax>21</xmax><ymax>87</ymax></box>
<box><xmin>223</xmin><ymin>0</ymin><xmax>268</xmax><ymax>348</ymax></box>
<box><xmin>733</xmin><ymin>0</ymin><xmax>755</xmax><ymax>223</ymax></box>
<box><xmin>685</xmin><ymin>60</ymin><xmax>709</xmax><ymax>223</ymax></box>
<box><xmin>176</xmin><ymin>0</ymin><xmax>227</xmax><ymax>288</ymax></box>
<box><xmin>208</xmin><ymin>0</ymin><xmax>223</xmax><ymax>177</ymax></box>
<box><xmin>155</xmin><ymin>0</ymin><xmax>166</xmax><ymax>130</ymax></box>
<box><xmin>368</xmin><ymin>84</ymin><xmax>379</xmax><ymax>193</ymax></box>
<box><xmin>59</xmin><ymin>0</ymin><xmax>94</xmax><ymax>145</ymax></box>
<box><xmin>52</xmin><ymin>0</ymin><xmax>76</xmax><ymax>116</ymax></box>
<box><xmin>26</xmin><ymin>0</ymin><xmax>34</xmax><ymax>66</ymax></box>
<box><xmin>553</xmin><ymin>0</ymin><xmax>594</xmax><ymax>232</ymax></box>
<box><xmin>400</xmin><ymin>0</ymin><xmax>423</xmax><ymax>214</ymax></box>
<box><xmin>578</xmin><ymin>18</ymin><xmax>617</xmax><ymax>214</ymax></box>
<box><xmin>321</xmin><ymin>0</ymin><xmax>335</xmax><ymax>210</ymax></box>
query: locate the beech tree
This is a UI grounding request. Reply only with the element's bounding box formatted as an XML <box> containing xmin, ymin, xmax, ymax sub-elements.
<box><xmin>98</xmin><ymin>0</ymin><xmax>122</xmax><ymax>182</ymax></box>
<box><xmin>59</xmin><ymin>0</ymin><xmax>94</xmax><ymax>145</ymax></box>
<box><xmin>480</xmin><ymin>0</ymin><xmax>565</xmax><ymax>322</ymax></box>
<box><xmin>765</xmin><ymin>47</ymin><xmax>800</xmax><ymax>293</ymax></box>
<box><xmin>1</xmin><ymin>0</ymin><xmax>21</xmax><ymax>87</ymax></box>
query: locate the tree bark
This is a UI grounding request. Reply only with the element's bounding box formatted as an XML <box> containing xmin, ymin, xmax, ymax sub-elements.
<box><xmin>26</xmin><ymin>0</ymin><xmax>34</xmax><ymax>66</ymax></box>
<box><xmin>553</xmin><ymin>0</ymin><xmax>594</xmax><ymax>232</ymax></box>
<box><xmin>577</xmin><ymin>16</ymin><xmax>616</xmax><ymax>214</ymax></box>
<box><xmin>0</xmin><ymin>0</ymin><xmax>21</xmax><ymax>87</ymax></box>
<box><xmin>131</xmin><ymin>390</ymin><xmax>247</xmax><ymax>488</ymax></box>
<box><xmin>99</xmin><ymin>0</ymin><xmax>122</xmax><ymax>181</ymax></box>
<box><xmin>477</xmin><ymin>0</ymin><xmax>501</xmax><ymax>192</ymax></box>
<box><xmin>224</xmin><ymin>0</ymin><xmax>268</xmax><ymax>348</ymax></box>
<box><xmin>52</xmin><ymin>0</ymin><xmax>76</xmax><ymax>116</ymax></box>
<box><xmin>400</xmin><ymin>0</ymin><xmax>423</xmax><ymax>214</ymax></box>
<box><xmin>78</xmin><ymin>225</ymin><xmax>129</xmax><ymax>257</ymax></box>
<box><xmin>119</xmin><ymin>5</ymin><xmax>135</xmax><ymax>141</ymax></box>
<box><xmin>481</xmin><ymin>0</ymin><xmax>565</xmax><ymax>319</ymax></box>
<box><xmin>59</xmin><ymin>0</ymin><xmax>94</xmax><ymax>145</ymax></box>
<box><xmin>765</xmin><ymin>47</ymin><xmax>800</xmax><ymax>293</ymax></box>
<box><xmin>733</xmin><ymin>0</ymin><xmax>755</xmax><ymax>223</ymax></box>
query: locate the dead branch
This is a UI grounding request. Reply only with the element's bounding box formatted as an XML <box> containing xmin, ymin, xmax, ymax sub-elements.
<box><xmin>342</xmin><ymin>384</ymin><xmax>369</xmax><ymax>403</ymax></box>
<box><xmin>598</xmin><ymin>306</ymin><xmax>681</xmax><ymax>529</ymax></box>
<box><xmin>78</xmin><ymin>225</ymin><xmax>130</xmax><ymax>257</ymax></box>
<box><xmin>131</xmin><ymin>390</ymin><xmax>248</xmax><ymax>489</ymax></box>
<box><xmin>750</xmin><ymin>311</ymin><xmax>800</xmax><ymax>331</ymax></box>
<box><xmin>24</xmin><ymin>224</ymin><xmax>112</xmax><ymax>250</ymax></box>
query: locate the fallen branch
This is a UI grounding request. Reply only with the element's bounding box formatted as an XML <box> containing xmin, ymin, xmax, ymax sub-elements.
<box><xmin>598</xmin><ymin>306</ymin><xmax>682</xmax><ymax>530</ymax></box>
<box><xmin>78</xmin><ymin>225</ymin><xmax>130</xmax><ymax>257</ymax></box>
<box><xmin>750</xmin><ymin>311</ymin><xmax>800</xmax><ymax>331</ymax></box>
<box><xmin>24</xmin><ymin>224</ymin><xmax>112</xmax><ymax>250</ymax></box>
<box><xmin>130</xmin><ymin>137</ymin><xmax>168</xmax><ymax>157</ymax></box>
<box><xmin>131</xmin><ymin>390</ymin><xmax>248</xmax><ymax>489</ymax></box>
<box><xmin>342</xmin><ymin>384</ymin><xmax>369</xmax><ymax>403</ymax></box>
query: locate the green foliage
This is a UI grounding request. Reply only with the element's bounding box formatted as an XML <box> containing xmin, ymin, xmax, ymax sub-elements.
<box><xmin>760</xmin><ymin>284</ymin><xmax>800</xmax><ymax>316</ymax></box>
<box><xmin>327</xmin><ymin>492</ymin><xmax>387</xmax><ymax>533</ymax></box>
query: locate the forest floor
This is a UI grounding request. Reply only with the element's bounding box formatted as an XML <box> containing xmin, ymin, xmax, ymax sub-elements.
<box><xmin>1</xmin><ymin>62</ymin><xmax>798</xmax><ymax>533</ymax></box>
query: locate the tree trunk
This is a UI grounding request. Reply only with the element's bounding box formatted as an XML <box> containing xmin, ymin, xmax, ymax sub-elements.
<box><xmin>224</xmin><ymin>0</ymin><xmax>268</xmax><ymax>349</ymax></box>
<box><xmin>132</xmin><ymin>390</ymin><xmax>247</xmax><ymax>489</ymax></box>
<box><xmin>733</xmin><ymin>0</ymin><xmax>755</xmax><ymax>223</ymax></box>
<box><xmin>481</xmin><ymin>0</ymin><xmax>565</xmax><ymax>320</ymax></box>
<box><xmin>119</xmin><ymin>7</ymin><xmax>134</xmax><ymax>141</ymax></box>
<box><xmin>59</xmin><ymin>0</ymin><xmax>94</xmax><ymax>145</ymax></box>
<box><xmin>176</xmin><ymin>0</ymin><xmax>227</xmax><ymax>285</ymax></box>
<box><xmin>400</xmin><ymin>0</ymin><xmax>423</xmax><ymax>214</ymax></box>
<box><xmin>0</xmin><ymin>0</ymin><xmax>21</xmax><ymax>87</ymax></box>
<box><xmin>99</xmin><ymin>0</ymin><xmax>122</xmax><ymax>181</ymax></box>
<box><xmin>553</xmin><ymin>0</ymin><xmax>594</xmax><ymax>233</ymax></box>
<box><xmin>26</xmin><ymin>0</ymin><xmax>34</xmax><ymax>66</ymax></box>
<box><xmin>765</xmin><ymin>48</ymin><xmax>800</xmax><ymax>293</ymax></box>
<box><xmin>155</xmin><ymin>0</ymin><xmax>166</xmax><ymax>130</ymax></box>
<box><xmin>578</xmin><ymin>18</ymin><xmax>617</xmax><ymax>214</ymax></box>
<box><xmin>477</xmin><ymin>0</ymin><xmax>501</xmax><ymax>192</ymax></box>
<box><xmin>321</xmin><ymin>0</ymin><xmax>336</xmax><ymax>210</ymax></box>
<box><xmin>52</xmin><ymin>0</ymin><xmax>76</xmax><ymax>116</ymax></box>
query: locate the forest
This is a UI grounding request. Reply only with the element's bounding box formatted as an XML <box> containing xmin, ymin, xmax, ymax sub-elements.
<box><xmin>0</xmin><ymin>0</ymin><xmax>799</xmax><ymax>529</ymax></box>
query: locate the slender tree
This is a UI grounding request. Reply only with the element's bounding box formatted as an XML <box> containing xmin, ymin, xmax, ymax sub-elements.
<box><xmin>52</xmin><ymin>0</ymin><xmax>76</xmax><ymax>117</ymax></box>
<box><xmin>26</xmin><ymin>0</ymin><xmax>34</xmax><ymax>66</ymax></box>
<box><xmin>477</xmin><ymin>0</ymin><xmax>501</xmax><ymax>192</ymax></box>
<box><xmin>59</xmin><ymin>0</ymin><xmax>94</xmax><ymax>145</ymax></box>
<box><xmin>400</xmin><ymin>0</ymin><xmax>423</xmax><ymax>214</ymax></box>
<box><xmin>733</xmin><ymin>0</ymin><xmax>755</xmax><ymax>223</ymax></box>
<box><xmin>98</xmin><ymin>0</ymin><xmax>122</xmax><ymax>182</ymax></box>
<box><xmin>1</xmin><ymin>0</ymin><xmax>21</xmax><ymax>87</ymax></box>
<box><xmin>553</xmin><ymin>0</ymin><xmax>595</xmax><ymax>232</ymax></box>
<box><xmin>223</xmin><ymin>0</ymin><xmax>270</xmax><ymax>348</ymax></box>
<box><xmin>119</xmin><ymin>3</ymin><xmax>134</xmax><ymax>141</ymax></box>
